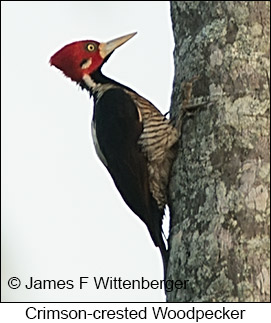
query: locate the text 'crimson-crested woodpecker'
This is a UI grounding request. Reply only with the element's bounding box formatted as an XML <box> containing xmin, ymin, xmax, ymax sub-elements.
<box><xmin>50</xmin><ymin>32</ymin><xmax>179</xmax><ymax>275</ymax></box>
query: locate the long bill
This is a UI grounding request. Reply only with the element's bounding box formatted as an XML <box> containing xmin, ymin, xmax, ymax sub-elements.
<box><xmin>99</xmin><ymin>32</ymin><xmax>137</xmax><ymax>59</ymax></box>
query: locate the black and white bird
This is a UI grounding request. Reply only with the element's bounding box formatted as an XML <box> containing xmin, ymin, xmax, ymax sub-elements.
<box><xmin>50</xmin><ymin>32</ymin><xmax>179</xmax><ymax>274</ymax></box>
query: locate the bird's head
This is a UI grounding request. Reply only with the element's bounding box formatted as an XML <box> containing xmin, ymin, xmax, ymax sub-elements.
<box><xmin>50</xmin><ymin>32</ymin><xmax>137</xmax><ymax>83</ymax></box>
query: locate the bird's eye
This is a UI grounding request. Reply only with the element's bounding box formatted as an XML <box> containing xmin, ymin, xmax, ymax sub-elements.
<box><xmin>86</xmin><ymin>43</ymin><xmax>96</xmax><ymax>52</ymax></box>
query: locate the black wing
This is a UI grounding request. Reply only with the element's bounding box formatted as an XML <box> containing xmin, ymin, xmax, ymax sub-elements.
<box><xmin>93</xmin><ymin>88</ymin><xmax>165</xmax><ymax>250</ymax></box>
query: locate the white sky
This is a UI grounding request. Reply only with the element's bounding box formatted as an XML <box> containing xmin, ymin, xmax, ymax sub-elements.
<box><xmin>1</xmin><ymin>1</ymin><xmax>174</xmax><ymax>302</ymax></box>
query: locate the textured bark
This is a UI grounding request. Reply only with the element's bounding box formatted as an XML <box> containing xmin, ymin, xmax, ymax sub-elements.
<box><xmin>167</xmin><ymin>1</ymin><xmax>270</xmax><ymax>302</ymax></box>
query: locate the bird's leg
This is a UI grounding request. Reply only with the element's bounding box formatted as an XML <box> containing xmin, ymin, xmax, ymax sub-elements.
<box><xmin>181</xmin><ymin>75</ymin><xmax>200</xmax><ymax>111</ymax></box>
<box><xmin>174</xmin><ymin>76</ymin><xmax>209</xmax><ymax>133</ymax></box>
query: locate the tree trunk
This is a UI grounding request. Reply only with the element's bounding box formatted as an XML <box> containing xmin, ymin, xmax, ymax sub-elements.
<box><xmin>167</xmin><ymin>1</ymin><xmax>270</xmax><ymax>302</ymax></box>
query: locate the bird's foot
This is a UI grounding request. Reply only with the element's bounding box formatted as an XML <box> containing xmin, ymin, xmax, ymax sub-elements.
<box><xmin>181</xmin><ymin>75</ymin><xmax>209</xmax><ymax>114</ymax></box>
<box><xmin>174</xmin><ymin>76</ymin><xmax>210</xmax><ymax>131</ymax></box>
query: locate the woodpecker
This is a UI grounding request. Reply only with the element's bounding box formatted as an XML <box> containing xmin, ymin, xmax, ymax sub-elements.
<box><xmin>50</xmin><ymin>32</ymin><xmax>178</xmax><ymax>275</ymax></box>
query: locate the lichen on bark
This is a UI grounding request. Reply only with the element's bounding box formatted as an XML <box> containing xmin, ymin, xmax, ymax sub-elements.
<box><xmin>168</xmin><ymin>1</ymin><xmax>270</xmax><ymax>302</ymax></box>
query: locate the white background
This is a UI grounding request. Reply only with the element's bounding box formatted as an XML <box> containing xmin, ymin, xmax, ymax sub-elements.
<box><xmin>0</xmin><ymin>303</ymin><xmax>270</xmax><ymax>322</ymax></box>
<box><xmin>2</xmin><ymin>1</ymin><xmax>174</xmax><ymax>302</ymax></box>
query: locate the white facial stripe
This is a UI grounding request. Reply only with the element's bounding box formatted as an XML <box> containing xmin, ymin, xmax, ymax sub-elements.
<box><xmin>81</xmin><ymin>58</ymin><xmax>92</xmax><ymax>69</ymax></box>
<box><xmin>82</xmin><ymin>74</ymin><xmax>97</xmax><ymax>89</ymax></box>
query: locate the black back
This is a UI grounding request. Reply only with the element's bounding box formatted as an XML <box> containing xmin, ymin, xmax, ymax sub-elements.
<box><xmin>93</xmin><ymin>88</ymin><xmax>165</xmax><ymax>252</ymax></box>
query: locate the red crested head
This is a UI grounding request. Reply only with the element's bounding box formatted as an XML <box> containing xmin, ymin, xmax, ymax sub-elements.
<box><xmin>50</xmin><ymin>32</ymin><xmax>137</xmax><ymax>83</ymax></box>
<box><xmin>50</xmin><ymin>40</ymin><xmax>102</xmax><ymax>82</ymax></box>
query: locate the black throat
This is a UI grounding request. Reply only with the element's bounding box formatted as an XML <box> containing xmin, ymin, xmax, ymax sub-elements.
<box><xmin>79</xmin><ymin>68</ymin><xmax>135</xmax><ymax>100</ymax></box>
<box><xmin>79</xmin><ymin>69</ymin><xmax>114</xmax><ymax>97</ymax></box>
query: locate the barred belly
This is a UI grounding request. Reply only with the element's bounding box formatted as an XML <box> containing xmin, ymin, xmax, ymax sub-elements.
<box><xmin>126</xmin><ymin>91</ymin><xmax>179</xmax><ymax>210</ymax></box>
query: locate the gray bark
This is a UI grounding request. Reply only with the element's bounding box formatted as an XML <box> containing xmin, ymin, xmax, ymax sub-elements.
<box><xmin>167</xmin><ymin>1</ymin><xmax>270</xmax><ymax>302</ymax></box>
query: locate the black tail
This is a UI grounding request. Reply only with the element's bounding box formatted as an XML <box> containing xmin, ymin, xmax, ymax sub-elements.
<box><xmin>147</xmin><ymin>200</ymin><xmax>169</xmax><ymax>280</ymax></box>
<box><xmin>159</xmin><ymin>243</ymin><xmax>169</xmax><ymax>279</ymax></box>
